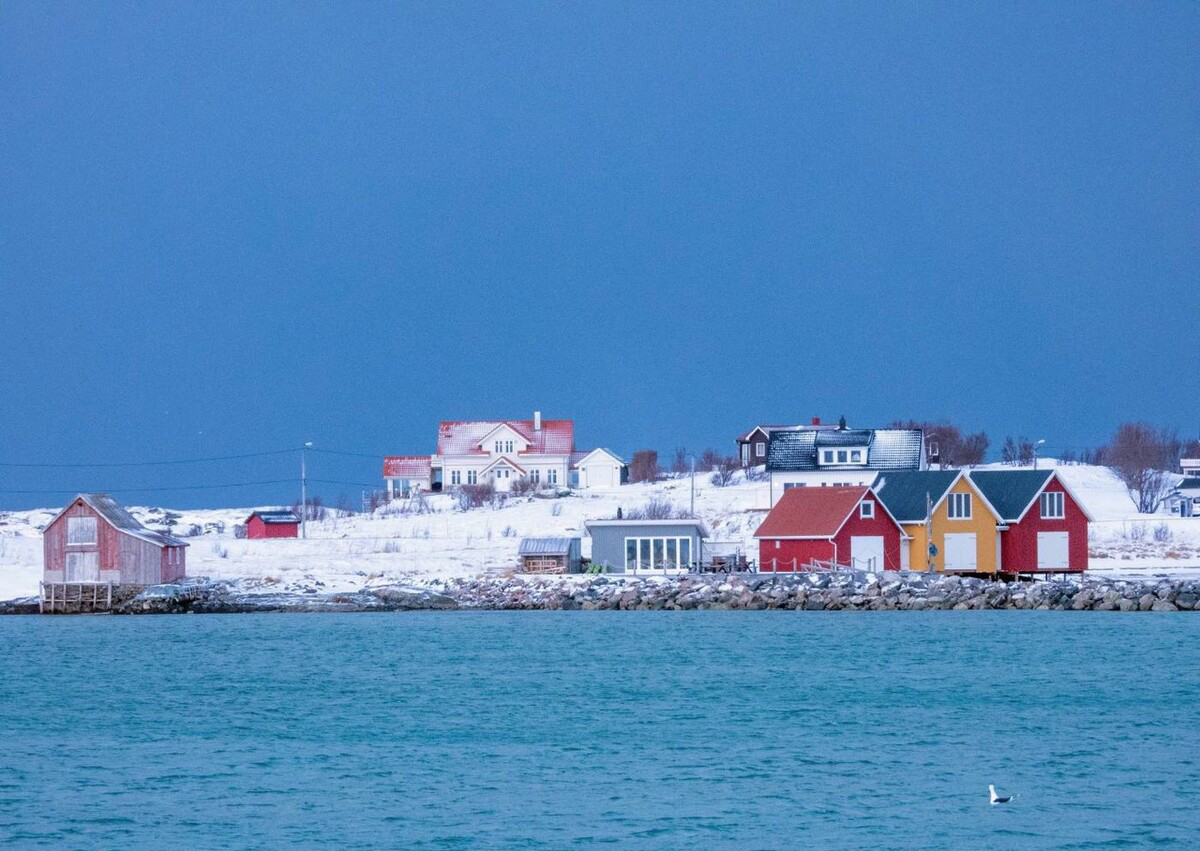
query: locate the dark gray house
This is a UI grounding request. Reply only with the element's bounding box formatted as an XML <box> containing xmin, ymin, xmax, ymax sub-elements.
<box><xmin>584</xmin><ymin>518</ymin><xmax>710</xmax><ymax>573</ymax></box>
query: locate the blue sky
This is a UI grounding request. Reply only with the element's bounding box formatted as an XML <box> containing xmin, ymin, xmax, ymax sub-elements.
<box><xmin>0</xmin><ymin>3</ymin><xmax>1196</xmax><ymax>509</ymax></box>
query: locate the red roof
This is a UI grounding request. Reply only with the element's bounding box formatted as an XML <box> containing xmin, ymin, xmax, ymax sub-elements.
<box><xmin>382</xmin><ymin>456</ymin><xmax>432</xmax><ymax>478</ymax></box>
<box><xmin>754</xmin><ymin>486</ymin><xmax>874</xmax><ymax>539</ymax></box>
<box><xmin>435</xmin><ymin>419</ymin><xmax>575</xmax><ymax>456</ymax></box>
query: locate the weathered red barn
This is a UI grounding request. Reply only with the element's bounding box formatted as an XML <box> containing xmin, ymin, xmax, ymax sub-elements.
<box><xmin>754</xmin><ymin>485</ymin><xmax>906</xmax><ymax>572</ymax></box>
<box><xmin>245</xmin><ymin>510</ymin><xmax>301</xmax><ymax>539</ymax></box>
<box><xmin>43</xmin><ymin>493</ymin><xmax>188</xmax><ymax>586</ymax></box>
<box><xmin>968</xmin><ymin>470</ymin><xmax>1092</xmax><ymax>574</ymax></box>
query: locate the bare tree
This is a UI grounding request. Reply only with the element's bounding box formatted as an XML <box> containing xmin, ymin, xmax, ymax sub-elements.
<box><xmin>629</xmin><ymin>450</ymin><xmax>661</xmax><ymax>483</ymax></box>
<box><xmin>624</xmin><ymin>497</ymin><xmax>683</xmax><ymax>519</ymax></box>
<box><xmin>1001</xmin><ymin>436</ymin><xmax>1017</xmax><ymax>466</ymax></box>
<box><xmin>709</xmin><ymin>456</ymin><xmax>739</xmax><ymax>487</ymax></box>
<box><xmin>893</xmin><ymin>420</ymin><xmax>988</xmax><ymax>468</ymax></box>
<box><xmin>1106</xmin><ymin>423</ymin><xmax>1179</xmax><ymax>513</ymax></box>
<box><xmin>670</xmin><ymin>448</ymin><xmax>688</xmax><ymax>474</ymax></box>
<box><xmin>1016</xmin><ymin>438</ymin><xmax>1036</xmax><ymax>467</ymax></box>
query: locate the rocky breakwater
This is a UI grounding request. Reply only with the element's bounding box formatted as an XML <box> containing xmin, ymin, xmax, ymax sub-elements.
<box><xmin>117</xmin><ymin>577</ymin><xmax>459</xmax><ymax>614</ymax></box>
<box><xmin>439</xmin><ymin>572</ymin><xmax>1200</xmax><ymax>612</ymax></box>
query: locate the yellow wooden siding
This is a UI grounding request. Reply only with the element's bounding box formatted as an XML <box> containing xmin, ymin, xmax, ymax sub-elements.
<box><xmin>899</xmin><ymin>477</ymin><xmax>1001</xmax><ymax>574</ymax></box>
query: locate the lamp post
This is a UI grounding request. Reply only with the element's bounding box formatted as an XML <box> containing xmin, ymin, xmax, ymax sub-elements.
<box><xmin>685</xmin><ymin>453</ymin><xmax>696</xmax><ymax>517</ymax></box>
<box><xmin>1033</xmin><ymin>438</ymin><xmax>1046</xmax><ymax>470</ymax></box>
<box><xmin>301</xmin><ymin>441</ymin><xmax>313</xmax><ymax>539</ymax></box>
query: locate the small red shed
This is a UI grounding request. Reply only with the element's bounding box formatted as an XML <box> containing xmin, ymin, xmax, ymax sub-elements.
<box><xmin>43</xmin><ymin>493</ymin><xmax>188</xmax><ymax>586</ymax></box>
<box><xmin>245</xmin><ymin>510</ymin><xmax>301</xmax><ymax>539</ymax></box>
<box><xmin>754</xmin><ymin>485</ymin><xmax>906</xmax><ymax>572</ymax></box>
<box><xmin>968</xmin><ymin>470</ymin><xmax>1092</xmax><ymax>574</ymax></box>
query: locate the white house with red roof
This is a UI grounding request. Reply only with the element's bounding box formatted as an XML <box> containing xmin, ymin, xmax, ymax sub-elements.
<box><xmin>383</xmin><ymin>411</ymin><xmax>625</xmax><ymax>497</ymax></box>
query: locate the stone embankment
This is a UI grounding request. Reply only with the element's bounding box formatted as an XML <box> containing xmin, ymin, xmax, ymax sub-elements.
<box><xmin>440</xmin><ymin>572</ymin><xmax>1199</xmax><ymax>612</ymax></box>
<box><xmin>3</xmin><ymin>572</ymin><xmax>1197</xmax><ymax>614</ymax></box>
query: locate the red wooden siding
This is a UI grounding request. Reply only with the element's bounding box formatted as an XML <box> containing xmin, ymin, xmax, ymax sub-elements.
<box><xmin>999</xmin><ymin>478</ymin><xmax>1088</xmax><ymax>573</ymax></box>
<box><xmin>43</xmin><ymin>497</ymin><xmax>185</xmax><ymax>585</ymax></box>
<box><xmin>246</xmin><ymin>516</ymin><xmax>299</xmax><ymax>539</ymax></box>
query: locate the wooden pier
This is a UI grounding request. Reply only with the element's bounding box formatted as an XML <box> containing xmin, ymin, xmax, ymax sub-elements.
<box><xmin>39</xmin><ymin>581</ymin><xmax>114</xmax><ymax>614</ymax></box>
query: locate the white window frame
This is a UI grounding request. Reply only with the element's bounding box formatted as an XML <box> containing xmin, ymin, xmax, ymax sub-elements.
<box><xmin>859</xmin><ymin>500</ymin><xmax>875</xmax><ymax>519</ymax></box>
<box><xmin>623</xmin><ymin>536</ymin><xmax>693</xmax><ymax>571</ymax></box>
<box><xmin>450</xmin><ymin>470</ymin><xmax>462</xmax><ymax>486</ymax></box>
<box><xmin>67</xmin><ymin>516</ymin><xmax>98</xmax><ymax>546</ymax></box>
<box><xmin>823</xmin><ymin>450</ymin><xmax>834</xmax><ymax>463</ymax></box>
<box><xmin>755</xmin><ymin>442</ymin><xmax>765</xmax><ymax>458</ymax></box>
<box><xmin>948</xmin><ymin>493</ymin><xmax>972</xmax><ymax>520</ymax></box>
<box><xmin>548</xmin><ymin>469</ymin><xmax>558</xmax><ymax>485</ymax></box>
<box><xmin>1040</xmin><ymin>491</ymin><xmax>1065</xmax><ymax>519</ymax></box>
<box><xmin>467</xmin><ymin>470</ymin><xmax>477</xmax><ymax>485</ymax></box>
<box><xmin>850</xmin><ymin>450</ymin><xmax>862</xmax><ymax>463</ymax></box>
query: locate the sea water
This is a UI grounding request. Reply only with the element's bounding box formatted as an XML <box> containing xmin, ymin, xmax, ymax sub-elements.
<box><xmin>1</xmin><ymin>612</ymin><xmax>1197</xmax><ymax>850</ymax></box>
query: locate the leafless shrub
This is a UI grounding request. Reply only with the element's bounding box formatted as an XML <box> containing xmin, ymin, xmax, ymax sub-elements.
<box><xmin>455</xmin><ymin>483</ymin><xmax>495</xmax><ymax>511</ymax></box>
<box><xmin>746</xmin><ymin>465</ymin><xmax>769</xmax><ymax>482</ymax></box>
<box><xmin>233</xmin><ymin>524</ymin><xmax>247</xmax><ymax>539</ymax></box>
<box><xmin>211</xmin><ymin>542</ymin><xmax>229</xmax><ymax>559</ymax></box>
<box><xmin>502</xmin><ymin>525</ymin><xmax>517</xmax><ymax>538</ymax></box>
<box><xmin>509</xmin><ymin>477</ymin><xmax>538</xmax><ymax>496</ymax></box>
<box><xmin>550</xmin><ymin>502</ymin><xmax>563</xmax><ymax>517</ymax></box>
<box><xmin>709</xmin><ymin>456</ymin><xmax>739</xmax><ymax>487</ymax></box>
<box><xmin>623</xmin><ymin>497</ymin><xmax>684</xmax><ymax>520</ymax></box>
<box><xmin>1106</xmin><ymin>423</ymin><xmax>1179</xmax><ymax>513</ymax></box>
<box><xmin>184</xmin><ymin>524</ymin><xmax>203</xmax><ymax>537</ymax></box>
<box><xmin>671</xmin><ymin>448</ymin><xmax>688</xmax><ymax>474</ymax></box>
<box><xmin>1153</xmin><ymin>523</ymin><xmax>1173</xmax><ymax>543</ymax></box>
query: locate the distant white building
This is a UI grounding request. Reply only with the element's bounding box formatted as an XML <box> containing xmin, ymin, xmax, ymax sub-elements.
<box><xmin>1165</xmin><ymin>477</ymin><xmax>1200</xmax><ymax>518</ymax></box>
<box><xmin>383</xmin><ymin>412</ymin><xmax>625</xmax><ymax>497</ymax></box>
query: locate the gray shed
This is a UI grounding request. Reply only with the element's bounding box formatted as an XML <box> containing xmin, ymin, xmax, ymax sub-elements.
<box><xmin>583</xmin><ymin>519</ymin><xmax>710</xmax><ymax>573</ymax></box>
<box><xmin>518</xmin><ymin>537</ymin><xmax>582</xmax><ymax>574</ymax></box>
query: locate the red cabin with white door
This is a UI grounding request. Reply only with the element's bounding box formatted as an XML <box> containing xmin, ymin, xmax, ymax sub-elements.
<box><xmin>42</xmin><ymin>494</ymin><xmax>188</xmax><ymax>586</ymax></box>
<box><xmin>753</xmin><ymin>485</ymin><xmax>906</xmax><ymax>571</ymax></box>
<box><xmin>968</xmin><ymin>470</ymin><xmax>1092</xmax><ymax>574</ymax></box>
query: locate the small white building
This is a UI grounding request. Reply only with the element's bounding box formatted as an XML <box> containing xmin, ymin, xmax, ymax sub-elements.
<box><xmin>571</xmin><ymin>448</ymin><xmax>626</xmax><ymax>488</ymax></box>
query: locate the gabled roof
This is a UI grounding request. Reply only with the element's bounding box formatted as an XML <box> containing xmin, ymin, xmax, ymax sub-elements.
<box><xmin>480</xmin><ymin>456</ymin><xmax>527</xmax><ymax>475</ymax></box>
<box><xmin>967</xmin><ymin>469</ymin><xmax>1093</xmax><ymax>522</ymax></box>
<box><xmin>518</xmin><ymin>537</ymin><xmax>579</xmax><ymax>556</ymax></box>
<box><xmin>767</xmin><ymin>428</ymin><xmax>924</xmax><ymax>472</ymax></box>
<box><xmin>47</xmin><ymin>494</ymin><xmax>188</xmax><ymax>548</ymax></box>
<box><xmin>871</xmin><ymin>471</ymin><xmax>963</xmax><ymax>523</ymax></box>
<box><xmin>1176</xmin><ymin>477</ymin><xmax>1200</xmax><ymax>491</ymax></box>
<box><xmin>248</xmin><ymin>510</ymin><xmax>300</xmax><ymax>525</ymax></box>
<box><xmin>572</xmin><ymin>447</ymin><xmax>625</xmax><ymax>467</ymax></box>
<box><xmin>383</xmin><ymin>456</ymin><xmax>432</xmax><ymax>478</ymax></box>
<box><xmin>435</xmin><ymin>419</ymin><xmax>575</xmax><ymax>456</ymax></box>
<box><xmin>754</xmin><ymin>485</ymin><xmax>899</xmax><ymax>539</ymax></box>
<box><xmin>738</xmin><ymin>423</ymin><xmax>839</xmax><ymax>442</ymax></box>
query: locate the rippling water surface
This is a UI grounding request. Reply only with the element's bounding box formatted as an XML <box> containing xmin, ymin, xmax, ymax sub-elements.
<box><xmin>1</xmin><ymin>612</ymin><xmax>1197</xmax><ymax>850</ymax></box>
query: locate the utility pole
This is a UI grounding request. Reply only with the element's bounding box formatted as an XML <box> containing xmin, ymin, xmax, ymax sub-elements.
<box><xmin>686</xmin><ymin>453</ymin><xmax>696</xmax><ymax>517</ymax></box>
<box><xmin>301</xmin><ymin>441</ymin><xmax>313</xmax><ymax>539</ymax></box>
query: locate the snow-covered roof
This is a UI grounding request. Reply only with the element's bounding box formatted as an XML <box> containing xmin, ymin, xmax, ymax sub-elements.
<box><xmin>436</xmin><ymin>419</ymin><xmax>575</xmax><ymax>456</ymax></box>
<box><xmin>572</xmin><ymin>448</ymin><xmax>625</xmax><ymax>467</ymax></box>
<box><xmin>248</xmin><ymin>510</ymin><xmax>300</xmax><ymax>525</ymax></box>
<box><xmin>517</xmin><ymin>537</ymin><xmax>578</xmax><ymax>556</ymax></box>
<box><xmin>767</xmin><ymin>428</ymin><xmax>924</xmax><ymax>471</ymax></box>
<box><xmin>383</xmin><ymin>456</ymin><xmax>432</xmax><ymax>478</ymax></box>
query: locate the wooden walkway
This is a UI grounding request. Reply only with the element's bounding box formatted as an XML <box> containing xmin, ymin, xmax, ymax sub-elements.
<box><xmin>40</xmin><ymin>582</ymin><xmax>114</xmax><ymax>614</ymax></box>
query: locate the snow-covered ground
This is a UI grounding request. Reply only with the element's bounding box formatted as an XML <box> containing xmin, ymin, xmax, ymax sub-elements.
<box><xmin>1</xmin><ymin>463</ymin><xmax>1198</xmax><ymax>601</ymax></box>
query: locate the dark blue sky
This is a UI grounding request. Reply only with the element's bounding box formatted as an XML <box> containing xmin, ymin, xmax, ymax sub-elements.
<box><xmin>1</xmin><ymin>3</ymin><xmax>1197</xmax><ymax>509</ymax></box>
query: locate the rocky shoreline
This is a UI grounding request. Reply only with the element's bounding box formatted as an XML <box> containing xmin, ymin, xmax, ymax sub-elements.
<box><xmin>2</xmin><ymin>571</ymin><xmax>1198</xmax><ymax>614</ymax></box>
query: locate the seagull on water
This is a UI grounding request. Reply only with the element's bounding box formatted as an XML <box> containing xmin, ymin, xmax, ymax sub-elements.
<box><xmin>989</xmin><ymin>785</ymin><xmax>1016</xmax><ymax>805</ymax></box>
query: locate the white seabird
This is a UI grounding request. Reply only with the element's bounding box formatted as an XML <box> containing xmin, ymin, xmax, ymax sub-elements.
<box><xmin>989</xmin><ymin>784</ymin><xmax>1015</xmax><ymax>805</ymax></box>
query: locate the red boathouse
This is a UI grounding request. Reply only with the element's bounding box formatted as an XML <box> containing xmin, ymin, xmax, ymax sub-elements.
<box><xmin>754</xmin><ymin>485</ymin><xmax>906</xmax><ymax>572</ymax></box>
<box><xmin>968</xmin><ymin>470</ymin><xmax>1092</xmax><ymax>574</ymax></box>
<box><xmin>43</xmin><ymin>493</ymin><xmax>188</xmax><ymax>585</ymax></box>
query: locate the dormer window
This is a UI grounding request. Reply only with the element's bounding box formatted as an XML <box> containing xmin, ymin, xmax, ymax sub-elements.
<box><xmin>850</xmin><ymin>450</ymin><xmax>862</xmax><ymax>463</ymax></box>
<box><xmin>823</xmin><ymin>450</ymin><xmax>834</xmax><ymax>463</ymax></box>
<box><xmin>820</xmin><ymin>447</ymin><xmax>868</xmax><ymax>466</ymax></box>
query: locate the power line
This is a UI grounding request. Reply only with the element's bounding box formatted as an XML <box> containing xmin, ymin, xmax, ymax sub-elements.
<box><xmin>0</xmin><ymin>448</ymin><xmax>299</xmax><ymax>469</ymax></box>
<box><xmin>309</xmin><ymin>448</ymin><xmax>392</xmax><ymax>460</ymax></box>
<box><xmin>0</xmin><ymin>479</ymin><xmax>297</xmax><ymax>495</ymax></box>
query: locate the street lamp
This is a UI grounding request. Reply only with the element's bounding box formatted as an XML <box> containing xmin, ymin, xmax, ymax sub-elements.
<box><xmin>1032</xmin><ymin>439</ymin><xmax>1046</xmax><ymax>470</ymax></box>
<box><xmin>301</xmin><ymin>441</ymin><xmax>313</xmax><ymax>538</ymax></box>
<box><xmin>685</xmin><ymin>453</ymin><xmax>696</xmax><ymax>518</ymax></box>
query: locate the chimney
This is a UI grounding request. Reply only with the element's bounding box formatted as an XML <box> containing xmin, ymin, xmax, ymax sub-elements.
<box><xmin>812</xmin><ymin>417</ymin><xmax>821</xmax><ymax>426</ymax></box>
<box><xmin>534</xmin><ymin>411</ymin><xmax>542</xmax><ymax>431</ymax></box>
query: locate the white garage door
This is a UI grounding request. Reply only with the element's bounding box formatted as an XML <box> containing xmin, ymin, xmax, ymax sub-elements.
<box><xmin>943</xmin><ymin>533</ymin><xmax>977</xmax><ymax>572</ymax></box>
<box><xmin>588</xmin><ymin>465</ymin><xmax>614</xmax><ymax>488</ymax></box>
<box><xmin>851</xmin><ymin>536</ymin><xmax>885</xmax><ymax>572</ymax></box>
<box><xmin>1037</xmin><ymin>532</ymin><xmax>1070</xmax><ymax>570</ymax></box>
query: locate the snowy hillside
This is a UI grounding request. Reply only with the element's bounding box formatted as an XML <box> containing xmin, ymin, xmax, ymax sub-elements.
<box><xmin>1</xmin><ymin>463</ymin><xmax>1197</xmax><ymax>601</ymax></box>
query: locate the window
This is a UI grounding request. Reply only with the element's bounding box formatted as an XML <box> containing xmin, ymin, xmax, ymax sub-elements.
<box><xmin>494</xmin><ymin>441</ymin><xmax>502</xmax><ymax>454</ymax></box>
<box><xmin>67</xmin><ymin>516</ymin><xmax>97</xmax><ymax>545</ymax></box>
<box><xmin>530</xmin><ymin>469</ymin><xmax>540</xmax><ymax>483</ymax></box>
<box><xmin>774</xmin><ymin>540</ymin><xmax>781</xmax><ymax>549</ymax></box>
<box><xmin>948</xmin><ymin>493</ymin><xmax>972</xmax><ymax>519</ymax></box>
<box><xmin>860</xmin><ymin>500</ymin><xmax>875</xmax><ymax>518</ymax></box>
<box><xmin>837</xmin><ymin>450</ymin><xmax>848</xmax><ymax>463</ymax></box>
<box><xmin>850</xmin><ymin>450</ymin><xmax>862</xmax><ymax>463</ymax></box>
<box><xmin>624</xmin><ymin>536</ymin><xmax>695</xmax><ymax>570</ymax></box>
<box><xmin>755</xmin><ymin>442</ymin><xmax>765</xmax><ymax>457</ymax></box>
<box><xmin>548</xmin><ymin>469</ymin><xmax>558</xmax><ymax>485</ymax></box>
<box><xmin>1040</xmin><ymin>491</ymin><xmax>1064</xmax><ymax>519</ymax></box>
<box><xmin>783</xmin><ymin>482</ymin><xmax>804</xmax><ymax>491</ymax></box>
<box><xmin>505</xmin><ymin>440</ymin><xmax>514</xmax><ymax>453</ymax></box>
<box><xmin>823</xmin><ymin>450</ymin><xmax>834</xmax><ymax>463</ymax></box>
<box><xmin>467</xmin><ymin>470</ymin><xmax>477</xmax><ymax>485</ymax></box>
<box><xmin>450</xmin><ymin>470</ymin><xmax>461</xmax><ymax>485</ymax></box>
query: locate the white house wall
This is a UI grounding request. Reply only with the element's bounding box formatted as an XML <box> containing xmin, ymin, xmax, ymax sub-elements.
<box><xmin>769</xmin><ymin>470</ymin><xmax>880</xmax><ymax>505</ymax></box>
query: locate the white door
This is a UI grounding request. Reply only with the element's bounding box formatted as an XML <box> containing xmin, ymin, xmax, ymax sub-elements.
<box><xmin>1037</xmin><ymin>532</ymin><xmax>1070</xmax><ymax>570</ymax></box>
<box><xmin>589</xmin><ymin>465</ymin><xmax>614</xmax><ymax>488</ymax></box>
<box><xmin>494</xmin><ymin>468</ymin><xmax>512</xmax><ymax>492</ymax></box>
<box><xmin>943</xmin><ymin>533</ymin><xmax>977</xmax><ymax>572</ymax></box>
<box><xmin>850</xmin><ymin>536</ymin><xmax>885</xmax><ymax>571</ymax></box>
<box><xmin>66</xmin><ymin>551</ymin><xmax>99</xmax><ymax>581</ymax></box>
